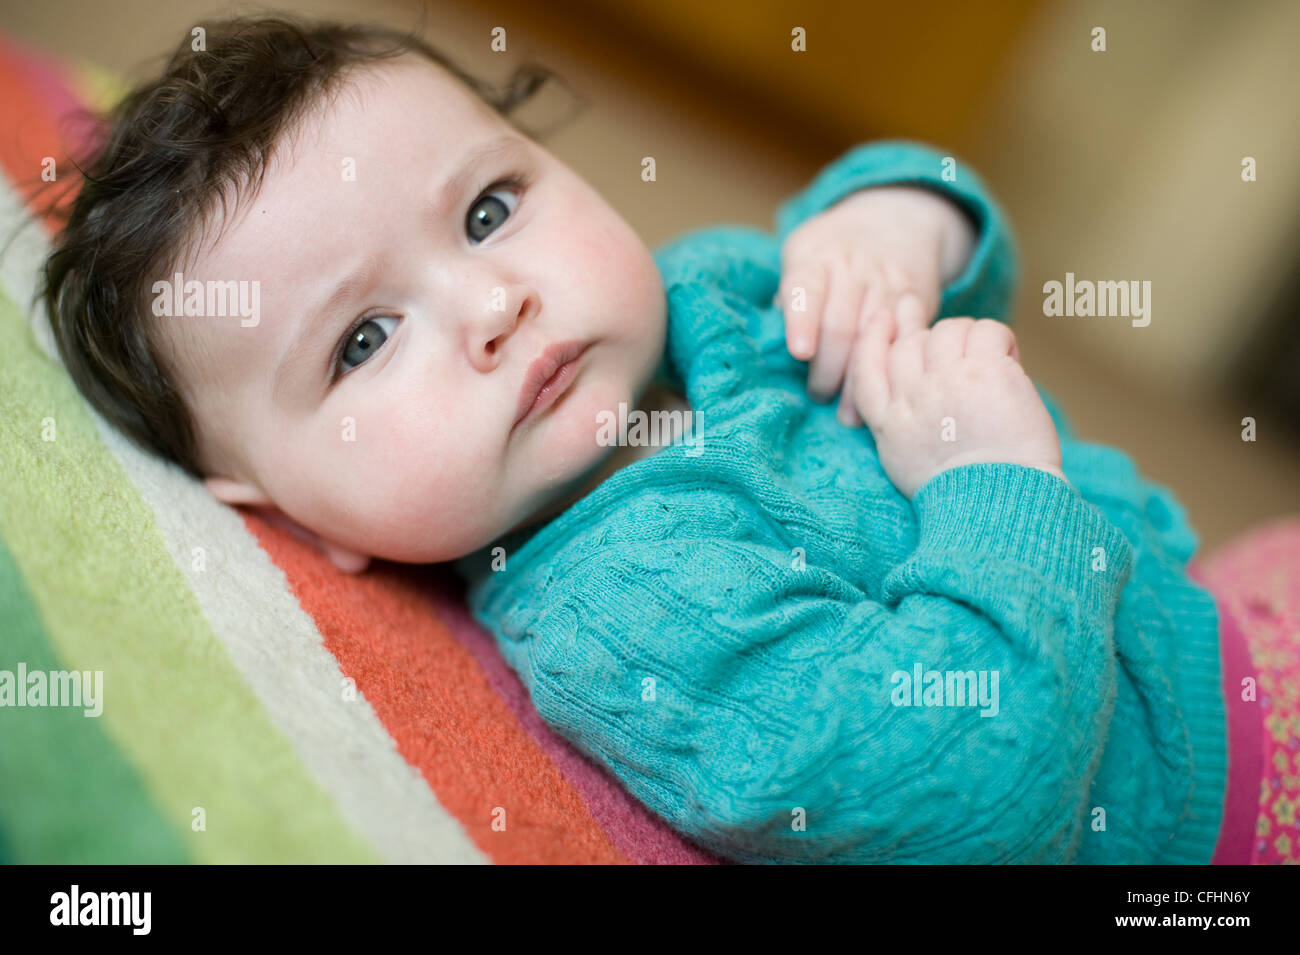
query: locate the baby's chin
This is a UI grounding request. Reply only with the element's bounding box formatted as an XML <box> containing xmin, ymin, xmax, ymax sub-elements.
<box><xmin>496</xmin><ymin>459</ymin><xmax>609</xmax><ymax>543</ymax></box>
<box><xmin>501</xmin><ymin>383</ymin><xmax>632</xmax><ymax>530</ymax></box>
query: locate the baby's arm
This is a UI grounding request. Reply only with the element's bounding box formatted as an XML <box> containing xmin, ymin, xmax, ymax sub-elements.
<box><xmin>509</xmin><ymin>471</ymin><xmax>1134</xmax><ymax>863</ymax></box>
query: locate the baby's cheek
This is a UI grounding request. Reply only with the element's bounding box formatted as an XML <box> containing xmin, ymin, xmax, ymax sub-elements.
<box><xmin>379</xmin><ymin>421</ymin><xmax>496</xmax><ymax>524</ymax></box>
<box><xmin>567</xmin><ymin>203</ymin><xmax>641</xmax><ymax>279</ymax></box>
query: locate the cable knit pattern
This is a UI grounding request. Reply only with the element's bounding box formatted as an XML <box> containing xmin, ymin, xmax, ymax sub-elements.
<box><xmin>453</xmin><ymin>140</ymin><xmax>1227</xmax><ymax>863</ymax></box>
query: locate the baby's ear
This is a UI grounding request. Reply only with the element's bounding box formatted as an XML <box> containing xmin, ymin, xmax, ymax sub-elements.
<box><xmin>203</xmin><ymin>476</ymin><xmax>372</xmax><ymax>575</ymax></box>
<box><xmin>307</xmin><ymin>536</ymin><xmax>372</xmax><ymax>575</ymax></box>
<box><xmin>204</xmin><ymin>475</ymin><xmax>272</xmax><ymax>506</ymax></box>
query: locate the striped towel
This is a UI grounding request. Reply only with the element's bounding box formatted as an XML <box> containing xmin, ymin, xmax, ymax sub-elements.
<box><xmin>0</xmin><ymin>29</ymin><xmax>723</xmax><ymax>865</ymax></box>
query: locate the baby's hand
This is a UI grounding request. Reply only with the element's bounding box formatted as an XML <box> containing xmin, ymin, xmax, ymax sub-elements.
<box><xmin>851</xmin><ymin>314</ymin><xmax>1067</xmax><ymax>499</ymax></box>
<box><xmin>773</xmin><ymin>186</ymin><xmax>970</xmax><ymax>426</ymax></box>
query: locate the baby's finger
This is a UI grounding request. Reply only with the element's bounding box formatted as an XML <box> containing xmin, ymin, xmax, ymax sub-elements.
<box><xmin>855</xmin><ymin>271</ymin><xmax>886</xmax><ymax>340</ymax></box>
<box><xmin>965</xmin><ymin>318</ymin><xmax>1019</xmax><ymax>361</ymax></box>
<box><xmin>836</xmin><ymin>340</ymin><xmax>863</xmax><ymax>427</ymax></box>
<box><xmin>837</xmin><ymin>285</ymin><xmax>886</xmax><ymax>427</ymax></box>
<box><xmin>924</xmin><ymin>317</ymin><xmax>976</xmax><ymax>368</ymax></box>
<box><xmin>777</xmin><ymin>263</ymin><xmax>827</xmax><ymax>360</ymax></box>
<box><xmin>879</xmin><ymin>284</ymin><xmax>938</xmax><ymax>337</ymax></box>
<box><xmin>851</xmin><ymin>308</ymin><xmax>897</xmax><ymax>427</ymax></box>
<box><xmin>888</xmin><ymin>325</ymin><xmax>928</xmax><ymax>393</ymax></box>
<box><xmin>895</xmin><ymin>290</ymin><xmax>937</xmax><ymax>334</ymax></box>
<box><xmin>838</xmin><ymin>266</ymin><xmax>885</xmax><ymax>422</ymax></box>
<box><xmin>806</xmin><ymin>269</ymin><xmax>865</xmax><ymax>402</ymax></box>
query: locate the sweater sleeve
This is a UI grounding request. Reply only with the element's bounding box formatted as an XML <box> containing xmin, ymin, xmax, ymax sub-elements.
<box><xmin>649</xmin><ymin>140</ymin><xmax>1020</xmax><ymax>400</ymax></box>
<box><xmin>773</xmin><ymin>138</ymin><xmax>1020</xmax><ymax>325</ymax></box>
<box><xmin>511</xmin><ymin>463</ymin><xmax>1135</xmax><ymax>863</ymax></box>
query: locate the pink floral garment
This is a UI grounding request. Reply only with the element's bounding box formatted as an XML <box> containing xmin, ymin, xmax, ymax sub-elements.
<box><xmin>1192</xmin><ymin>519</ymin><xmax>1300</xmax><ymax>864</ymax></box>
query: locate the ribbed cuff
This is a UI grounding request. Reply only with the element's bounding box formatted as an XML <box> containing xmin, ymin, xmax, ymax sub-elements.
<box><xmin>881</xmin><ymin>462</ymin><xmax>1135</xmax><ymax>628</ymax></box>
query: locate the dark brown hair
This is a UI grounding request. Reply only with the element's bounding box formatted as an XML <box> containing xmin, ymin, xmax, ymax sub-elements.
<box><xmin>34</xmin><ymin>13</ymin><xmax>578</xmax><ymax>479</ymax></box>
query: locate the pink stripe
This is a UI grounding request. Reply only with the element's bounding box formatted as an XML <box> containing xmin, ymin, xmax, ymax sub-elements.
<box><xmin>1190</xmin><ymin>561</ymin><xmax>1263</xmax><ymax>865</ymax></box>
<box><xmin>425</xmin><ymin>570</ymin><xmax>726</xmax><ymax>864</ymax></box>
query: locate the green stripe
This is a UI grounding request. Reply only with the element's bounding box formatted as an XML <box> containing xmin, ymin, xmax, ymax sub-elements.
<box><xmin>0</xmin><ymin>813</ymin><xmax>15</xmax><ymax>864</ymax></box>
<box><xmin>0</xmin><ymin>288</ymin><xmax>380</xmax><ymax>863</ymax></box>
<box><xmin>0</xmin><ymin>536</ymin><xmax>190</xmax><ymax>862</ymax></box>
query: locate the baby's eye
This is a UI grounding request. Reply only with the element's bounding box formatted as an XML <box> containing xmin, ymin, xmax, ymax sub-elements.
<box><xmin>337</xmin><ymin>315</ymin><xmax>399</xmax><ymax>377</ymax></box>
<box><xmin>465</xmin><ymin>181</ymin><xmax>521</xmax><ymax>244</ymax></box>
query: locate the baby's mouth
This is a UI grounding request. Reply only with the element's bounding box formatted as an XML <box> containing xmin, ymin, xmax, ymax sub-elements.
<box><xmin>512</xmin><ymin>339</ymin><xmax>589</xmax><ymax>430</ymax></box>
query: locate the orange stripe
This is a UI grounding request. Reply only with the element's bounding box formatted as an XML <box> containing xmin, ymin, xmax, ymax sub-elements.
<box><xmin>0</xmin><ymin>35</ymin><xmax>624</xmax><ymax>864</ymax></box>
<box><xmin>239</xmin><ymin>510</ymin><xmax>630</xmax><ymax>864</ymax></box>
<box><xmin>0</xmin><ymin>50</ymin><xmax>80</xmax><ymax>233</ymax></box>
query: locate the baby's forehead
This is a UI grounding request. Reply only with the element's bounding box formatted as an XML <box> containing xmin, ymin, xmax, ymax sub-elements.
<box><xmin>154</xmin><ymin>54</ymin><xmax>510</xmax><ymax>397</ymax></box>
<box><xmin>194</xmin><ymin>54</ymin><xmax>509</xmax><ymax>268</ymax></box>
<box><xmin>298</xmin><ymin>54</ymin><xmax>503</xmax><ymax>167</ymax></box>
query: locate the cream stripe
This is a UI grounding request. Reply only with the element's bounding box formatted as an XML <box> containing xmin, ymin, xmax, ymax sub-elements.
<box><xmin>1</xmin><ymin>174</ymin><xmax>488</xmax><ymax>864</ymax></box>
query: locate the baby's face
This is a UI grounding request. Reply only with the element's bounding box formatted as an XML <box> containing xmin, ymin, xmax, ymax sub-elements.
<box><xmin>162</xmin><ymin>54</ymin><xmax>666</xmax><ymax>563</ymax></box>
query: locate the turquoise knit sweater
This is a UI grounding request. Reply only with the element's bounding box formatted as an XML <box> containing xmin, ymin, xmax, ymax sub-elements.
<box><xmin>454</xmin><ymin>140</ymin><xmax>1227</xmax><ymax>864</ymax></box>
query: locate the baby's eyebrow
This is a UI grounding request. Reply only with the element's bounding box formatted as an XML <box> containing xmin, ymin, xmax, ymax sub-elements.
<box><xmin>272</xmin><ymin>252</ymin><xmax>383</xmax><ymax>404</ymax></box>
<box><xmin>270</xmin><ymin>133</ymin><xmax>529</xmax><ymax>403</ymax></box>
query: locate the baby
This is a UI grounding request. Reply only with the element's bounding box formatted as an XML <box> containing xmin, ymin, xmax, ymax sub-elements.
<box><xmin>42</xmin><ymin>16</ymin><xmax>1230</xmax><ymax>863</ymax></box>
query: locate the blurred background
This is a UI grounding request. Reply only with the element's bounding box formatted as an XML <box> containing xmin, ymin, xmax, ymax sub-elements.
<box><xmin>2</xmin><ymin>0</ymin><xmax>1296</xmax><ymax>551</ymax></box>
